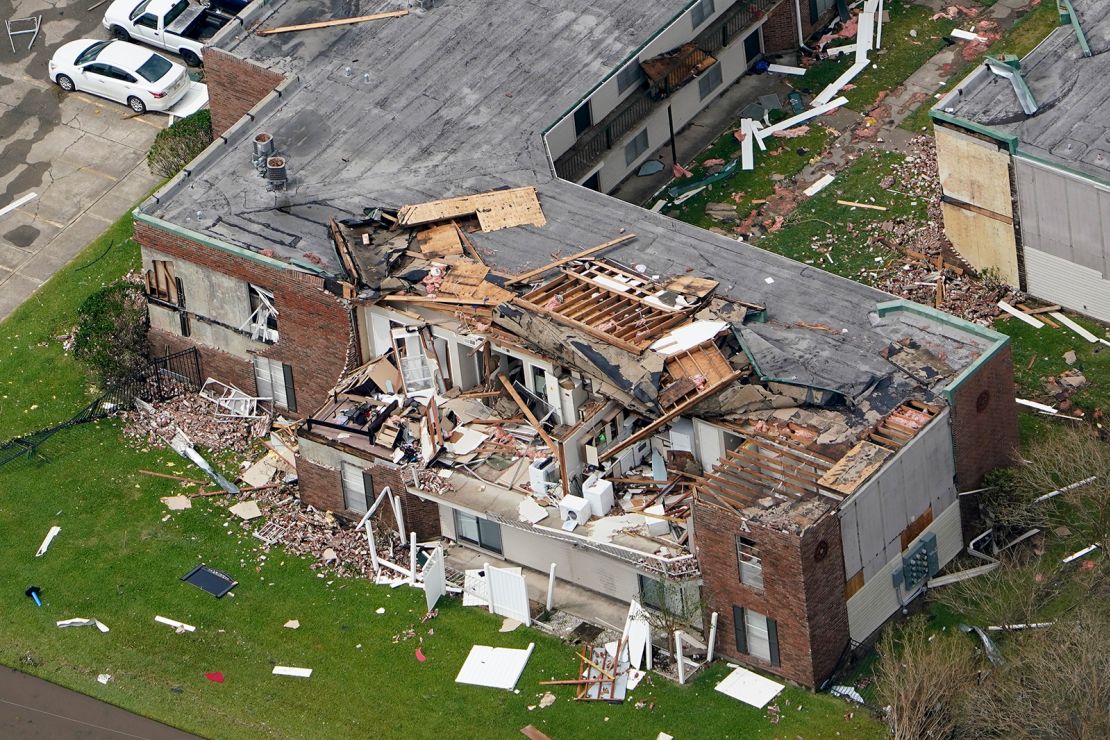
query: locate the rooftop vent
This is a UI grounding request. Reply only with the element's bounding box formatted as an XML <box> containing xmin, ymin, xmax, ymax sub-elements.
<box><xmin>253</xmin><ymin>132</ymin><xmax>274</xmax><ymax>159</ymax></box>
<box><xmin>266</xmin><ymin>156</ymin><xmax>287</xmax><ymax>191</ymax></box>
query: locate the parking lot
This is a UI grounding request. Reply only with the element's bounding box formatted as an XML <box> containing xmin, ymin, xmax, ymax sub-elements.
<box><xmin>0</xmin><ymin>0</ymin><xmax>166</xmax><ymax>320</ymax></box>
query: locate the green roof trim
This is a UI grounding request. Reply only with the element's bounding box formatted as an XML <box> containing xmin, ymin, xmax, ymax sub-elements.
<box><xmin>875</xmin><ymin>299</ymin><xmax>1010</xmax><ymax>403</ymax></box>
<box><xmin>930</xmin><ymin>110</ymin><xmax>1020</xmax><ymax>154</ymax></box>
<box><xmin>1059</xmin><ymin>0</ymin><xmax>1092</xmax><ymax>56</ymax></box>
<box><xmin>133</xmin><ymin>209</ymin><xmax>300</xmax><ymax>274</ymax></box>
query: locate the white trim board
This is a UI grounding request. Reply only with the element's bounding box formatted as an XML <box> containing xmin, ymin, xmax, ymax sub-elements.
<box><xmin>715</xmin><ymin>665</ymin><xmax>784</xmax><ymax>708</ymax></box>
<box><xmin>455</xmin><ymin>643</ymin><xmax>535</xmax><ymax>690</ymax></box>
<box><xmin>757</xmin><ymin>97</ymin><xmax>848</xmax><ymax>139</ymax></box>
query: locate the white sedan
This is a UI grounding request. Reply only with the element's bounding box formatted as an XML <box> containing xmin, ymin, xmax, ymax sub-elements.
<box><xmin>48</xmin><ymin>38</ymin><xmax>190</xmax><ymax>113</ymax></box>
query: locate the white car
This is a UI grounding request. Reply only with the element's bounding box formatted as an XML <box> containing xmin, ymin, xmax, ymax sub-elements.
<box><xmin>48</xmin><ymin>38</ymin><xmax>190</xmax><ymax>113</ymax></box>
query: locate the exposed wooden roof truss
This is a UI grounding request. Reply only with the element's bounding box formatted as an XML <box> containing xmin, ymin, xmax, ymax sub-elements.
<box><xmin>516</xmin><ymin>263</ymin><xmax>695</xmax><ymax>353</ymax></box>
<box><xmin>868</xmin><ymin>399</ymin><xmax>941</xmax><ymax>451</ymax></box>
<box><xmin>695</xmin><ymin>438</ymin><xmax>836</xmax><ymax>510</ymax></box>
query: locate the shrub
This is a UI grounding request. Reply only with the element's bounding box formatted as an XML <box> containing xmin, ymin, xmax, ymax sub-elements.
<box><xmin>146</xmin><ymin>108</ymin><xmax>213</xmax><ymax>178</ymax></box>
<box><xmin>73</xmin><ymin>281</ymin><xmax>149</xmax><ymax>389</ymax></box>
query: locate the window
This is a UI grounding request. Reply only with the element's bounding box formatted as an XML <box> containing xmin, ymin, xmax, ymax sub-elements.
<box><xmin>454</xmin><ymin>510</ymin><xmax>503</xmax><ymax>554</ymax></box>
<box><xmin>573</xmin><ymin>101</ymin><xmax>592</xmax><ymax>137</ymax></box>
<box><xmin>130</xmin><ymin>0</ymin><xmax>152</xmax><ymax>22</ymax></box>
<box><xmin>135</xmin><ymin>13</ymin><xmax>159</xmax><ymax>29</ymax></box>
<box><xmin>84</xmin><ymin>63</ymin><xmax>112</xmax><ymax>78</ymax></box>
<box><xmin>698</xmin><ymin>62</ymin><xmax>723</xmax><ymax>100</ymax></box>
<box><xmin>733</xmin><ymin>606</ymin><xmax>780</xmax><ymax>666</ymax></box>
<box><xmin>76</xmin><ymin>40</ymin><xmax>110</xmax><ymax>64</ymax></box>
<box><xmin>245</xmin><ymin>285</ymin><xmax>279</xmax><ymax>342</ymax></box>
<box><xmin>624</xmin><ymin>128</ymin><xmax>649</xmax><ymax>166</ymax></box>
<box><xmin>254</xmin><ymin>357</ymin><xmax>297</xmax><ymax>411</ymax></box>
<box><xmin>341</xmin><ymin>462</ymin><xmax>371</xmax><ymax>514</ymax></box>
<box><xmin>736</xmin><ymin>537</ymin><xmax>764</xmax><ymax>590</ymax></box>
<box><xmin>145</xmin><ymin>260</ymin><xmax>177</xmax><ymax>302</ymax></box>
<box><xmin>638</xmin><ymin>575</ymin><xmax>700</xmax><ymax>619</ymax></box>
<box><xmin>393</xmin><ymin>328</ymin><xmax>436</xmax><ymax>393</ymax></box>
<box><xmin>136</xmin><ymin>54</ymin><xmax>172</xmax><ymax>82</ymax></box>
<box><xmin>616</xmin><ymin>62</ymin><xmax>645</xmax><ymax>94</ymax></box>
<box><xmin>691</xmin><ymin>0</ymin><xmax>715</xmax><ymax>29</ymax></box>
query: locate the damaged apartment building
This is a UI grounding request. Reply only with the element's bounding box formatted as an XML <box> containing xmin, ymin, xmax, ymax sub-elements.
<box><xmin>132</xmin><ymin>0</ymin><xmax>1017</xmax><ymax>688</ymax></box>
<box><xmin>933</xmin><ymin>0</ymin><xmax>1110</xmax><ymax>322</ymax></box>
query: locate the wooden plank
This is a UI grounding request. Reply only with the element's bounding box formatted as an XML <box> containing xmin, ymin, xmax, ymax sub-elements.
<box><xmin>836</xmin><ymin>200</ymin><xmax>887</xmax><ymax>211</ymax></box>
<box><xmin>506</xmin><ymin>234</ymin><xmax>636</xmax><ymax>286</ymax></box>
<box><xmin>513</xmin><ymin>297</ymin><xmax>643</xmax><ymax>354</ymax></box>
<box><xmin>257</xmin><ymin>9</ymin><xmax>407</xmax><ymax>35</ymax></box>
<box><xmin>381</xmin><ymin>294</ymin><xmax>504</xmax><ymax>306</ymax></box>
<box><xmin>452</xmin><ymin>221</ymin><xmax>485</xmax><ymax>264</ymax></box>
<box><xmin>498</xmin><ymin>375</ymin><xmax>558</xmax><ymax>453</ymax></box>
<box><xmin>998</xmin><ymin>300</ymin><xmax>1043</xmax><ymax>328</ymax></box>
<box><xmin>598</xmin><ymin>370</ymin><xmax>743</xmax><ymax>463</ymax></box>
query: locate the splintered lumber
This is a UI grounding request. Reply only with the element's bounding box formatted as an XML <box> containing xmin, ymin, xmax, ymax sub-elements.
<box><xmin>837</xmin><ymin>200</ymin><xmax>887</xmax><ymax>211</ymax></box>
<box><xmin>998</xmin><ymin>301</ymin><xmax>1044</xmax><ymax>328</ymax></box>
<box><xmin>498</xmin><ymin>375</ymin><xmax>557</xmax><ymax>452</ymax></box>
<box><xmin>257</xmin><ymin>10</ymin><xmax>408</xmax><ymax>35</ymax></box>
<box><xmin>757</xmin><ymin>97</ymin><xmax>848</xmax><ymax>140</ymax></box>
<box><xmin>506</xmin><ymin>234</ymin><xmax>635</xmax><ymax>286</ymax></box>
<box><xmin>453</xmin><ymin>221</ymin><xmax>485</xmax><ymax>264</ymax></box>
<box><xmin>1049</xmin><ymin>312</ymin><xmax>1099</xmax><ymax>343</ymax></box>
<box><xmin>139</xmin><ymin>470</ymin><xmax>206</xmax><ymax>484</ymax></box>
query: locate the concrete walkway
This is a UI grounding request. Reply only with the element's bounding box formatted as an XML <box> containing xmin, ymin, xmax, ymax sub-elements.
<box><xmin>0</xmin><ymin>666</ymin><xmax>197</xmax><ymax>739</ymax></box>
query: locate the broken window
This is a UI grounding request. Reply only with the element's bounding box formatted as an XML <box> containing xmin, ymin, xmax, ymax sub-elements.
<box><xmin>638</xmin><ymin>575</ymin><xmax>700</xmax><ymax>619</ymax></box>
<box><xmin>392</xmin><ymin>327</ymin><xmax>436</xmax><ymax>394</ymax></box>
<box><xmin>253</xmin><ymin>356</ymin><xmax>296</xmax><ymax>412</ymax></box>
<box><xmin>691</xmin><ymin>0</ymin><xmax>715</xmax><ymax>28</ymax></box>
<box><xmin>144</xmin><ymin>260</ymin><xmax>177</xmax><ymax>303</ymax></box>
<box><xmin>736</xmin><ymin>537</ymin><xmax>764</xmax><ymax>590</ymax></box>
<box><xmin>245</xmin><ymin>285</ymin><xmax>279</xmax><ymax>342</ymax></box>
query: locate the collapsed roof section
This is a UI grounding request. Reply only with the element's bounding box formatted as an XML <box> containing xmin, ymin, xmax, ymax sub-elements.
<box><xmin>309</xmin><ymin>187</ymin><xmax>986</xmax><ymax>535</ymax></box>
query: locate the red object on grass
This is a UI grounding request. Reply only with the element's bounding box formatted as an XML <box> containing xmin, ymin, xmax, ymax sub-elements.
<box><xmin>415</xmin><ymin>648</ymin><xmax>426</xmax><ymax>663</ymax></box>
<box><xmin>205</xmin><ymin>672</ymin><xmax>225</xmax><ymax>683</ymax></box>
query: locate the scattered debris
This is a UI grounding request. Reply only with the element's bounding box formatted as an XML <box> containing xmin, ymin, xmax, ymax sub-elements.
<box><xmin>715</xmin><ymin>665</ymin><xmax>785</xmax><ymax>708</ymax></box>
<box><xmin>258</xmin><ymin>10</ymin><xmax>408</xmax><ymax>36</ymax></box>
<box><xmin>97</xmin><ymin>674</ymin><xmax>112</xmax><ymax>685</ymax></box>
<box><xmin>804</xmin><ymin>174</ymin><xmax>836</xmax><ymax>196</ymax></box>
<box><xmin>56</xmin><ymin>618</ymin><xmax>110</xmax><ymax>633</ymax></box>
<box><xmin>272</xmin><ymin>666</ymin><xmax>312</xmax><ymax>678</ymax></box>
<box><xmin>121</xmin><ymin>393</ymin><xmax>270</xmax><ymax>455</ymax></box>
<box><xmin>831</xmin><ymin>685</ymin><xmax>865</xmax><ymax>703</ymax></box>
<box><xmin>456</xmin><ymin>643</ymin><xmax>535</xmax><ymax>691</ymax></box>
<box><xmin>205</xmin><ymin>672</ymin><xmax>224</xmax><ymax>683</ymax></box>
<box><xmin>35</xmin><ymin>526</ymin><xmax>61</xmax><ymax>557</ymax></box>
<box><xmin>229</xmin><ymin>500</ymin><xmax>263</xmax><ymax>520</ymax></box>
<box><xmin>25</xmin><ymin>586</ymin><xmax>42</xmax><ymax>607</ymax></box>
<box><xmin>161</xmin><ymin>495</ymin><xmax>192</xmax><ymax>511</ymax></box>
<box><xmin>284</xmin><ymin>619</ymin><xmax>300</xmax><ymax>629</ymax></box>
<box><xmin>155</xmin><ymin>615</ymin><xmax>196</xmax><ymax>633</ymax></box>
<box><xmin>500</xmin><ymin>617</ymin><xmax>522</xmax><ymax>633</ymax></box>
<box><xmin>181</xmin><ymin>564</ymin><xmax>237</xmax><ymax>598</ymax></box>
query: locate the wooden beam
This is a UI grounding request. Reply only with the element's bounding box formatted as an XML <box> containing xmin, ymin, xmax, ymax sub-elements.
<box><xmin>513</xmin><ymin>297</ymin><xmax>644</xmax><ymax>354</ymax></box>
<box><xmin>498</xmin><ymin>374</ymin><xmax>558</xmax><ymax>453</ymax></box>
<box><xmin>506</xmin><ymin>233</ymin><xmax>636</xmax><ymax>286</ymax></box>
<box><xmin>258</xmin><ymin>10</ymin><xmax>408</xmax><ymax>35</ymax></box>
<box><xmin>598</xmin><ymin>370</ymin><xmax>743</xmax><ymax>463</ymax></box>
<box><xmin>381</xmin><ymin>294</ymin><xmax>503</xmax><ymax>306</ymax></box>
<box><xmin>452</xmin><ymin>221</ymin><xmax>485</xmax><ymax>265</ymax></box>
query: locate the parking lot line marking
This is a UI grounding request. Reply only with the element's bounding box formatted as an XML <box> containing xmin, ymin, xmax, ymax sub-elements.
<box><xmin>0</xmin><ymin>193</ymin><xmax>37</xmax><ymax>218</ymax></box>
<box><xmin>132</xmin><ymin>116</ymin><xmax>166</xmax><ymax>130</ymax></box>
<box><xmin>80</xmin><ymin>167</ymin><xmax>120</xmax><ymax>183</ymax></box>
<box><xmin>28</xmin><ymin>214</ymin><xmax>68</xmax><ymax>229</ymax></box>
<box><xmin>87</xmin><ymin>212</ymin><xmax>114</xmax><ymax>225</ymax></box>
<box><xmin>71</xmin><ymin>93</ymin><xmax>112</xmax><ymax>111</ymax></box>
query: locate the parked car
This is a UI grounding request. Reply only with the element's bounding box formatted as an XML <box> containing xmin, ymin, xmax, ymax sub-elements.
<box><xmin>48</xmin><ymin>38</ymin><xmax>190</xmax><ymax>113</ymax></box>
<box><xmin>103</xmin><ymin>0</ymin><xmax>232</xmax><ymax>67</ymax></box>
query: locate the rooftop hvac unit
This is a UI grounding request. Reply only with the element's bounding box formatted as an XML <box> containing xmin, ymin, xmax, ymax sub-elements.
<box><xmin>528</xmin><ymin>456</ymin><xmax>560</xmax><ymax>496</ymax></box>
<box><xmin>558</xmin><ymin>495</ymin><xmax>591</xmax><ymax>525</ymax></box>
<box><xmin>266</xmin><ymin>156</ymin><xmax>288</xmax><ymax>191</ymax></box>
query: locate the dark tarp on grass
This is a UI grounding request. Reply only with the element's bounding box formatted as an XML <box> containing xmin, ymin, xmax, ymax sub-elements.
<box><xmin>181</xmin><ymin>564</ymin><xmax>237</xmax><ymax>598</ymax></box>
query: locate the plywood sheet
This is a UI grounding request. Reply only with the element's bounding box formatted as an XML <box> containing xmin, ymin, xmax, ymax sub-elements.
<box><xmin>935</xmin><ymin>126</ymin><xmax>1014</xmax><ymax>217</ymax></box>
<box><xmin>398</xmin><ymin>187</ymin><xmax>545</xmax><ymax>232</ymax></box>
<box><xmin>819</xmin><ymin>440</ymin><xmax>892</xmax><ymax>495</ymax></box>
<box><xmin>416</xmin><ymin>223</ymin><xmax>464</xmax><ymax>256</ymax></box>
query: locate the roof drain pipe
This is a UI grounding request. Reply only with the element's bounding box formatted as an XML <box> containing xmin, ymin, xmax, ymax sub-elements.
<box><xmin>1058</xmin><ymin>0</ymin><xmax>1092</xmax><ymax>57</ymax></box>
<box><xmin>795</xmin><ymin>0</ymin><xmax>815</xmax><ymax>53</ymax></box>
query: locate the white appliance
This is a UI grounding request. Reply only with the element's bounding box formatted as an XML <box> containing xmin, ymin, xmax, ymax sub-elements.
<box><xmin>558</xmin><ymin>375</ymin><xmax>588</xmax><ymax>424</ymax></box>
<box><xmin>644</xmin><ymin>504</ymin><xmax>671</xmax><ymax>536</ymax></box>
<box><xmin>581</xmin><ymin>474</ymin><xmax>615</xmax><ymax>518</ymax></box>
<box><xmin>610</xmin><ymin>439</ymin><xmax>651</xmax><ymax>477</ymax></box>
<box><xmin>558</xmin><ymin>495</ymin><xmax>592</xmax><ymax>524</ymax></box>
<box><xmin>528</xmin><ymin>457</ymin><xmax>560</xmax><ymax>496</ymax></box>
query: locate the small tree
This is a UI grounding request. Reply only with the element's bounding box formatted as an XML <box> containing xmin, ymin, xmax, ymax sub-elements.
<box><xmin>146</xmin><ymin>108</ymin><xmax>213</xmax><ymax>177</ymax></box>
<box><xmin>73</xmin><ymin>281</ymin><xmax>149</xmax><ymax>389</ymax></box>
<box><xmin>959</xmin><ymin>605</ymin><xmax>1110</xmax><ymax>739</ymax></box>
<box><xmin>984</xmin><ymin>428</ymin><xmax>1110</xmax><ymax>554</ymax></box>
<box><xmin>874</xmin><ymin>616</ymin><xmax>978</xmax><ymax>740</ymax></box>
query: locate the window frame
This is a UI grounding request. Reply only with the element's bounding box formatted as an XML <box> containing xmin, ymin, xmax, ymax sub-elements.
<box><xmin>698</xmin><ymin>62</ymin><xmax>723</xmax><ymax>100</ymax></box>
<box><xmin>624</xmin><ymin>128</ymin><xmax>649</xmax><ymax>166</ymax></box>
<box><xmin>616</xmin><ymin>61</ymin><xmax>645</xmax><ymax>94</ymax></box>
<box><xmin>736</xmin><ymin>536</ymin><xmax>764</xmax><ymax>590</ymax></box>
<box><xmin>341</xmin><ymin>462</ymin><xmax>371</xmax><ymax>514</ymax></box>
<box><xmin>253</xmin><ymin>357</ymin><xmax>297</xmax><ymax>412</ymax></box>
<box><xmin>246</xmin><ymin>285</ymin><xmax>279</xmax><ymax>343</ymax></box>
<box><xmin>691</xmin><ymin>0</ymin><xmax>715</xmax><ymax>29</ymax></box>
<box><xmin>453</xmin><ymin>510</ymin><xmax>503</xmax><ymax>555</ymax></box>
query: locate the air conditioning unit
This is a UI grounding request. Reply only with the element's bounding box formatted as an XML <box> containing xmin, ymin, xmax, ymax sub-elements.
<box><xmin>529</xmin><ymin>456</ymin><xmax>560</xmax><ymax>496</ymax></box>
<box><xmin>558</xmin><ymin>375</ymin><xmax>588</xmax><ymax>424</ymax></box>
<box><xmin>581</xmin><ymin>474</ymin><xmax>615</xmax><ymax>518</ymax></box>
<box><xmin>558</xmin><ymin>495</ymin><xmax>592</xmax><ymax>524</ymax></box>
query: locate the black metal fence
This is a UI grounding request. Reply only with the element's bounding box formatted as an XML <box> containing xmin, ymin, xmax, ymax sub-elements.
<box><xmin>0</xmin><ymin>348</ymin><xmax>201</xmax><ymax>467</ymax></box>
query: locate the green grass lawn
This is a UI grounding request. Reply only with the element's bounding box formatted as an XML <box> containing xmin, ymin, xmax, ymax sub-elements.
<box><xmin>0</xmin><ymin>214</ymin><xmax>881</xmax><ymax>738</ymax></box>
<box><xmin>756</xmin><ymin>149</ymin><xmax>921</xmax><ymax>282</ymax></box>
<box><xmin>901</xmin><ymin>1</ymin><xmax>1059</xmax><ymax>132</ymax></box>
<box><xmin>801</xmin><ymin>0</ymin><xmax>957</xmax><ymax>111</ymax></box>
<box><xmin>662</xmin><ymin>125</ymin><xmax>836</xmax><ymax>231</ymax></box>
<box><xmin>992</xmin><ymin>312</ymin><xmax>1110</xmax><ymax>444</ymax></box>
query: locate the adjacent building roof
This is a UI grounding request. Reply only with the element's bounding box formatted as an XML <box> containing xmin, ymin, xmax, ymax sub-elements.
<box><xmin>936</xmin><ymin>0</ymin><xmax>1110</xmax><ymax>181</ymax></box>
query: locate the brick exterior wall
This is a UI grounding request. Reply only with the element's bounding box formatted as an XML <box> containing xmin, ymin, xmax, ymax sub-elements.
<box><xmin>948</xmin><ymin>343</ymin><xmax>1019</xmax><ymax>490</ymax></box>
<box><xmin>694</xmin><ymin>500</ymin><xmax>849</xmax><ymax>687</ymax></box>
<box><xmin>149</xmin><ymin>326</ymin><xmax>255</xmax><ymax>397</ymax></box>
<box><xmin>366</xmin><ymin>462</ymin><xmax>442</xmax><ymax>541</ymax></box>
<box><xmin>135</xmin><ymin>221</ymin><xmax>356</xmax><ymax>417</ymax></box>
<box><xmin>762</xmin><ymin>0</ymin><xmax>836</xmax><ymax>54</ymax></box>
<box><xmin>298</xmin><ymin>457</ymin><xmax>344</xmax><ymax>512</ymax></box>
<box><xmin>204</xmin><ymin>48</ymin><xmax>284</xmax><ymax>137</ymax></box>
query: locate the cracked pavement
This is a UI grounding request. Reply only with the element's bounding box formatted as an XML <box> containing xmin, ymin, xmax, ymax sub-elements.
<box><xmin>0</xmin><ymin>0</ymin><xmax>165</xmax><ymax>320</ymax></box>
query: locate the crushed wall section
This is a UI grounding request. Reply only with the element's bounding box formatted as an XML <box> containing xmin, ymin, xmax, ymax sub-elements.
<box><xmin>135</xmin><ymin>221</ymin><xmax>355</xmax><ymax>415</ymax></box>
